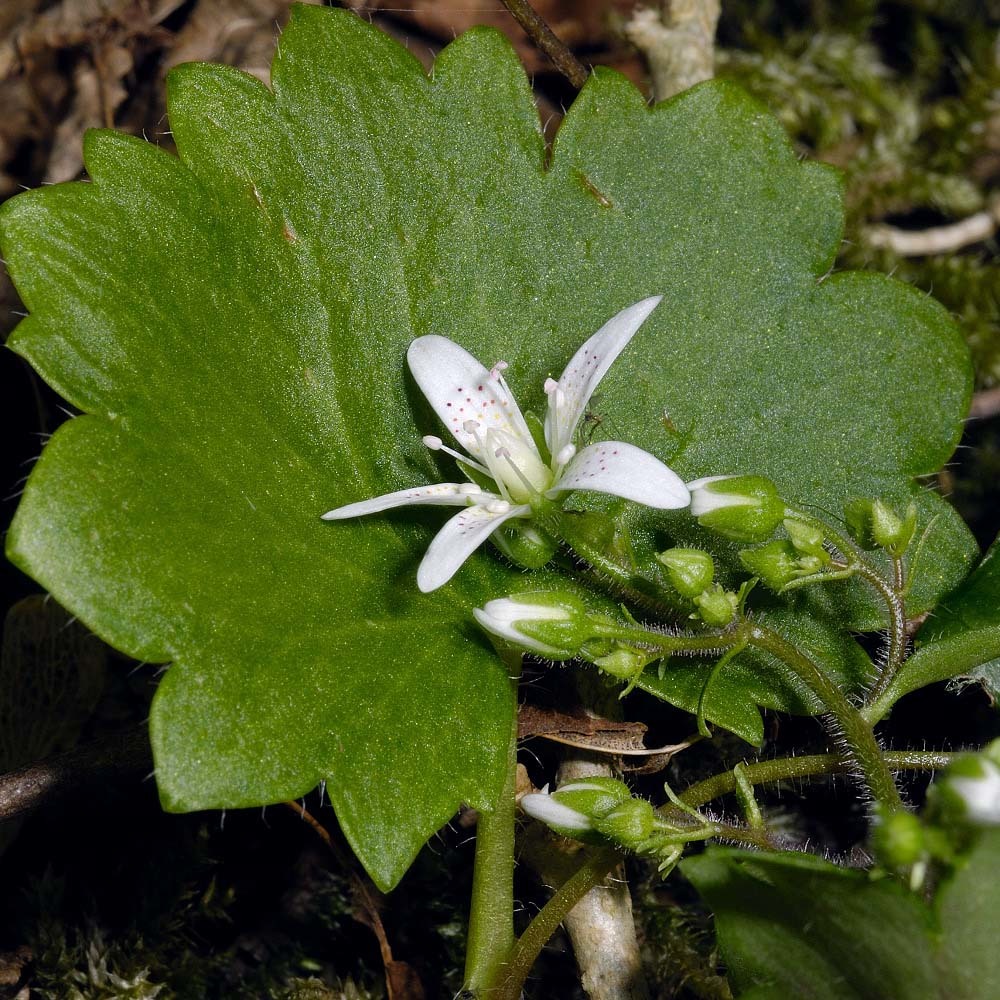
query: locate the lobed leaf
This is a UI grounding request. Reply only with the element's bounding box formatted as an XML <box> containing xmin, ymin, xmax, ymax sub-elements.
<box><xmin>0</xmin><ymin>5</ymin><xmax>975</xmax><ymax>884</ymax></box>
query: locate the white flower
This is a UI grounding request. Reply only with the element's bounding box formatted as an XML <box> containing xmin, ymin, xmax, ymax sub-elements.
<box><xmin>323</xmin><ymin>297</ymin><xmax>689</xmax><ymax>592</ymax></box>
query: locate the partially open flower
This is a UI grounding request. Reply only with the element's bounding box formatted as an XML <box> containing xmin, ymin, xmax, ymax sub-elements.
<box><xmin>687</xmin><ymin>474</ymin><xmax>784</xmax><ymax>542</ymax></box>
<box><xmin>520</xmin><ymin>778</ymin><xmax>633</xmax><ymax>841</ymax></box>
<box><xmin>473</xmin><ymin>592</ymin><xmax>593</xmax><ymax>659</ymax></box>
<box><xmin>943</xmin><ymin>757</ymin><xmax>1000</xmax><ymax>827</ymax></box>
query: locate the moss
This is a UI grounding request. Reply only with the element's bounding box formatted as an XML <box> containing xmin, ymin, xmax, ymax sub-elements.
<box><xmin>715</xmin><ymin>2</ymin><xmax>1000</xmax><ymax>388</ymax></box>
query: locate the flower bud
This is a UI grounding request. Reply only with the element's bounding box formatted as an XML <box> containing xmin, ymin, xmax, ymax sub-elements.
<box><xmin>844</xmin><ymin>499</ymin><xmax>917</xmax><ymax>556</ymax></box>
<box><xmin>739</xmin><ymin>540</ymin><xmax>802</xmax><ymax>591</ymax></box>
<box><xmin>873</xmin><ymin>810</ymin><xmax>927</xmax><ymax>870</ymax></box>
<box><xmin>687</xmin><ymin>475</ymin><xmax>785</xmax><ymax>542</ymax></box>
<box><xmin>783</xmin><ymin>518</ymin><xmax>828</xmax><ymax>560</ymax></box>
<box><xmin>473</xmin><ymin>592</ymin><xmax>592</xmax><ymax>659</ymax></box>
<box><xmin>656</xmin><ymin>547</ymin><xmax>715</xmax><ymax>598</ymax></box>
<box><xmin>871</xmin><ymin>501</ymin><xmax>917</xmax><ymax>556</ymax></box>
<box><xmin>594</xmin><ymin>799</ymin><xmax>657</xmax><ymax>848</ymax></box>
<box><xmin>693</xmin><ymin>585</ymin><xmax>738</xmax><ymax>627</ymax></box>
<box><xmin>521</xmin><ymin>778</ymin><xmax>633</xmax><ymax>841</ymax></box>
<box><xmin>592</xmin><ymin>647</ymin><xmax>650</xmax><ymax>679</ymax></box>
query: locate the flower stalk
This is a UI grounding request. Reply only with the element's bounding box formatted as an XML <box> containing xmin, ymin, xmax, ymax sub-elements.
<box><xmin>464</xmin><ymin>652</ymin><xmax>520</xmax><ymax>994</ymax></box>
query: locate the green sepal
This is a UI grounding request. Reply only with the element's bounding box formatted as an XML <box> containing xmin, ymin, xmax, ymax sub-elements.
<box><xmin>657</xmin><ymin>547</ymin><xmax>715</xmax><ymax>598</ymax></box>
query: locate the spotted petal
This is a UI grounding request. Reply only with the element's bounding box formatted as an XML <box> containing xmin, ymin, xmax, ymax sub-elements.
<box><xmin>550</xmin><ymin>440</ymin><xmax>689</xmax><ymax>509</ymax></box>
<box><xmin>407</xmin><ymin>335</ymin><xmax>535</xmax><ymax>466</ymax></box>
<box><xmin>417</xmin><ymin>501</ymin><xmax>530</xmax><ymax>592</ymax></box>
<box><xmin>544</xmin><ymin>296</ymin><xmax>663</xmax><ymax>459</ymax></box>
<box><xmin>321</xmin><ymin>483</ymin><xmax>495</xmax><ymax>520</ymax></box>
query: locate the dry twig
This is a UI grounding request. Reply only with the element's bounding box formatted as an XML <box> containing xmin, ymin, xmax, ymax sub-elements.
<box><xmin>865</xmin><ymin>202</ymin><xmax>1000</xmax><ymax>257</ymax></box>
<box><xmin>500</xmin><ymin>0</ymin><xmax>588</xmax><ymax>89</ymax></box>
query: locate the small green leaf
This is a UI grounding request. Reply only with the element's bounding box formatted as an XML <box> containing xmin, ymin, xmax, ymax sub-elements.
<box><xmin>0</xmin><ymin>5</ymin><xmax>975</xmax><ymax>884</ymax></box>
<box><xmin>682</xmin><ymin>848</ymin><xmax>937</xmax><ymax>1000</ymax></box>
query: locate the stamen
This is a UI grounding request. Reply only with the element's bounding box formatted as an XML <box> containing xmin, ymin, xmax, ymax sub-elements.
<box><xmin>465</xmin><ymin>419</ymin><xmax>511</xmax><ymax>500</ymax></box>
<box><xmin>424</xmin><ymin>431</ymin><xmax>491</xmax><ymax>476</ymax></box>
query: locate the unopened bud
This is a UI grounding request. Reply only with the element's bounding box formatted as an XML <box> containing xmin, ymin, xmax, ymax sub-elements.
<box><xmin>694</xmin><ymin>585</ymin><xmax>739</xmax><ymax>627</ymax></box>
<box><xmin>687</xmin><ymin>475</ymin><xmax>785</xmax><ymax>542</ymax></box>
<box><xmin>594</xmin><ymin>799</ymin><xmax>656</xmax><ymax>848</ymax></box>
<box><xmin>494</xmin><ymin>519</ymin><xmax>558</xmax><ymax>569</ymax></box>
<box><xmin>473</xmin><ymin>592</ymin><xmax>592</xmax><ymax>659</ymax></box>
<box><xmin>521</xmin><ymin>778</ymin><xmax>633</xmax><ymax>841</ymax></box>
<box><xmin>592</xmin><ymin>647</ymin><xmax>650</xmax><ymax>679</ymax></box>
<box><xmin>739</xmin><ymin>540</ymin><xmax>802</xmax><ymax>591</ymax></box>
<box><xmin>657</xmin><ymin>547</ymin><xmax>715</xmax><ymax>598</ymax></box>
<box><xmin>873</xmin><ymin>810</ymin><xmax>927</xmax><ymax>871</ymax></box>
<box><xmin>783</xmin><ymin>518</ymin><xmax>828</xmax><ymax>560</ymax></box>
<box><xmin>844</xmin><ymin>499</ymin><xmax>917</xmax><ymax>556</ymax></box>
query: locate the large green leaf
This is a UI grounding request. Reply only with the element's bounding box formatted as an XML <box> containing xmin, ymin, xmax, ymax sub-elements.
<box><xmin>684</xmin><ymin>834</ymin><xmax>1000</xmax><ymax>999</ymax></box>
<box><xmin>936</xmin><ymin>829</ymin><xmax>1000</xmax><ymax>998</ymax></box>
<box><xmin>0</xmin><ymin>5</ymin><xmax>974</xmax><ymax>886</ymax></box>
<box><xmin>682</xmin><ymin>849</ymin><xmax>937</xmax><ymax>1000</ymax></box>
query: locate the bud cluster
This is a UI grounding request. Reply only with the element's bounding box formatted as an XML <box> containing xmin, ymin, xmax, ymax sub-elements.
<box><xmin>739</xmin><ymin>517</ymin><xmax>833</xmax><ymax>592</ymax></box>
<box><xmin>656</xmin><ymin>547</ymin><xmax>744</xmax><ymax>627</ymax></box>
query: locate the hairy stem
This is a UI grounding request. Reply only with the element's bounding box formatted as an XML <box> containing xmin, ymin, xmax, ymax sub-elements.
<box><xmin>465</xmin><ymin>657</ymin><xmax>520</xmax><ymax>994</ymax></box>
<box><xmin>785</xmin><ymin>506</ymin><xmax>908</xmax><ymax>704</ymax></box>
<box><xmin>746</xmin><ymin>623</ymin><xmax>904</xmax><ymax>811</ymax></box>
<box><xmin>493</xmin><ymin>848</ymin><xmax>622</xmax><ymax>1000</ymax></box>
<box><xmin>677</xmin><ymin>750</ymin><xmax>956</xmax><ymax>811</ymax></box>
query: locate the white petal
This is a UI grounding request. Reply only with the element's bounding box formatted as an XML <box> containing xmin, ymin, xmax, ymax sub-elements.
<box><xmin>407</xmin><ymin>335</ymin><xmax>535</xmax><ymax>466</ymax></box>
<box><xmin>544</xmin><ymin>296</ymin><xmax>662</xmax><ymax>459</ymax></box>
<box><xmin>550</xmin><ymin>441</ymin><xmax>689</xmax><ymax>509</ymax></box>
<box><xmin>322</xmin><ymin>483</ymin><xmax>495</xmax><ymax>519</ymax></box>
<box><xmin>520</xmin><ymin>792</ymin><xmax>592</xmax><ymax>831</ymax></box>
<box><xmin>416</xmin><ymin>501</ymin><xmax>530</xmax><ymax>592</ymax></box>
<box><xmin>687</xmin><ymin>476</ymin><xmax>753</xmax><ymax>516</ymax></box>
